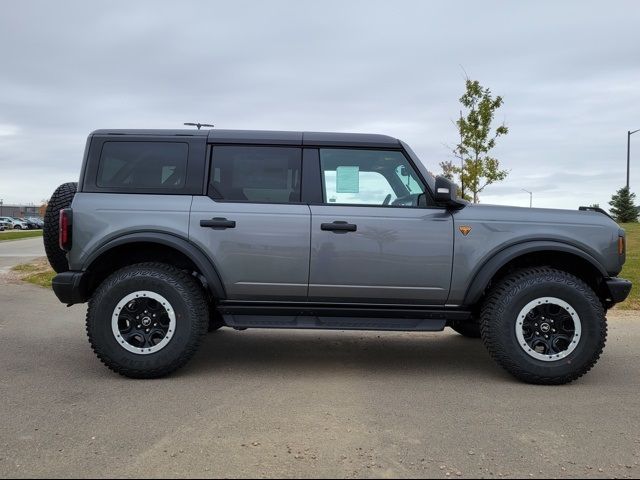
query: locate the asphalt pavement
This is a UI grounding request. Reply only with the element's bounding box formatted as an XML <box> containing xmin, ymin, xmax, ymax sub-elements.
<box><xmin>0</xmin><ymin>239</ymin><xmax>639</xmax><ymax>478</ymax></box>
<box><xmin>0</xmin><ymin>236</ymin><xmax>45</xmax><ymax>272</ymax></box>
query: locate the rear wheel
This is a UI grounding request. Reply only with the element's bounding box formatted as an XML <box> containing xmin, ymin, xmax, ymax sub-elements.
<box><xmin>43</xmin><ymin>182</ymin><xmax>77</xmax><ymax>273</ymax></box>
<box><xmin>480</xmin><ymin>267</ymin><xmax>606</xmax><ymax>385</ymax></box>
<box><xmin>86</xmin><ymin>262</ymin><xmax>208</xmax><ymax>378</ymax></box>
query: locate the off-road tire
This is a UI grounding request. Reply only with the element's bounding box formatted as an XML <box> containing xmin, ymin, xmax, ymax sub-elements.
<box><xmin>86</xmin><ymin>262</ymin><xmax>209</xmax><ymax>379</ymax></box>
<box><xmin>451</xmin><ymin>319</ymin><xmax>481</xmax><ymax>338</ymax></box>
<box><xmin>43</xmin><ymin>182</ymin><xmax>77</xmax><ymax>273</ymax></box>
<box><xmin>480</xmin><ymin>267</ymin><xmax>606</xmax><ymax>385</ymax></box>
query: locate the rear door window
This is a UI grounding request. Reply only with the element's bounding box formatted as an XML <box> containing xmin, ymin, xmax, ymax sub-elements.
<box><xmin>209</xmin><ymin>146</ymin><xmax>302</xmax><ymax>203</ymax></box>
<box><xmin>97</xmin><ymin>142</ymin><xmax>189</xmax><ymax>190</ymax></box>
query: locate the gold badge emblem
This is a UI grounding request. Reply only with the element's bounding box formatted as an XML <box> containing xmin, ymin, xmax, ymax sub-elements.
<box><xmin>459</xmin><ymin>225</ymin><xmax>472</xmax><ymax>236</ymax></box>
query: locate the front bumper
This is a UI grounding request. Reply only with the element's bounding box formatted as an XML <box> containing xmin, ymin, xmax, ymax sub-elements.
<box><xmin>605</xmin><ymin>277</ymin><xmax>632</xmax><ymax>304</ymax></box>
<box><xmin>52</xmin><ymin>271</ymin><xmax>88</xmax><ymax>305</ymax></box>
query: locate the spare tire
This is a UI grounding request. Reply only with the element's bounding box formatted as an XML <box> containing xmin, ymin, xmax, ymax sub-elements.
<box><xmin>43</xmin><ymin>182</ymin><xmax>77</xmax><ymax>273</ymax></box>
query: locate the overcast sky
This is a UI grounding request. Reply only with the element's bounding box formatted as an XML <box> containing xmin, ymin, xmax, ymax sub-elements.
<box><xmin>0</xmin><ymin>0</ymin><xmax>639</xmax><ymax>210</ymax></box>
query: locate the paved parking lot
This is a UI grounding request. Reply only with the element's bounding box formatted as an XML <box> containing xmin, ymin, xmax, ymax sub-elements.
<box><xmin>0</xmin><ymin>240</ymin><xmax>639</xmax><ymax>478</ymax></box>
<box><xmin>0</xmin><ymin>236</ymin><xmax>44</xmax><ymax>272</ymax></box>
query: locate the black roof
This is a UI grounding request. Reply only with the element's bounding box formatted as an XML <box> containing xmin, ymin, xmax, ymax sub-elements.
<box><xmin>91</xmin><ymin>129</ymin><xmax>400</xmax><ymax>148</ymax></box>
<box><xmin>92</xmin><ymin>129</ymin><xmax>210</xmax><ymax>137</ymax></box>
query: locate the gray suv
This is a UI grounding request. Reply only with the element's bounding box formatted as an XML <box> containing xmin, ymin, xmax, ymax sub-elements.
<box><xmin>44</xmin><ymin>129</ymin><xmax>632</xmax><ymax>384</ymax></box>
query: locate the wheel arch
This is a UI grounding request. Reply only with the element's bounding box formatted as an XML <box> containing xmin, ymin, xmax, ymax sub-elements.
<box><xmin>463</xmin><ymin>241</ymin><xmax>609</xmax><ymax>307</ymax></box>
<box><xmin>83</xmin><ymin>232</ymin><xmax>226</xmax><ymax>300</ymax></box>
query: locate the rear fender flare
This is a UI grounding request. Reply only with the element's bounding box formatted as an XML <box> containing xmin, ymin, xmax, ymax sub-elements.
<box><xmin>83</xmin><ymin>231</ymin><xmax>226</xmax><ymax>299</ymax></box>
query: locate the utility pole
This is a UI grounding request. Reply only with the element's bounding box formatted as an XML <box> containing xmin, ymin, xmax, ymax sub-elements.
<box><xmin>627</xmin><ymin>129</ymin><xmax>640</xmax><ymax>190</ymax></box>
<box><xmin>522</xmin><ymin>189</ymin><xmax>532</xmax><ymax>208</ymax></box>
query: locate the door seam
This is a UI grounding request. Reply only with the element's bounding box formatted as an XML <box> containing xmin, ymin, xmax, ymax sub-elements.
<box><xmin>306</xmin><ymin>204</ymin><xmax>312</xmax><ymax>300</ymax></box>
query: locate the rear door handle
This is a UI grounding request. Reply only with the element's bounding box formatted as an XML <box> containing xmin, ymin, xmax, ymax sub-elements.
<box><xmin>200</xmin><ymin>217</ymin><xmax>236</xmax><ymax>229</ymax></box>
<box><xmin>321</xmin><ymin>221</ymin><xmax>357</xmax><ymax>233</ymax></box>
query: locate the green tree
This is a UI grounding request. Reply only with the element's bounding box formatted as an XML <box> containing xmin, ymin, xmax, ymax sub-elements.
<box><xmin>439</xmin><ymin>160</ymin><xmax>471</xmax><ymax>201</ymax></box>
<box><xmin>450</xmin><ymin>78</ymin><xmax>509</xmax><ymax>203</ymax></box>
<box><xmin>609</xmin><ymin>186</ymin><xmax>638</xmax><ymax>223</ymax></box>
<box><xmin>439</xmin><ymin>160</ymin><xmax>456</xmax><ymax>181</ymax></box>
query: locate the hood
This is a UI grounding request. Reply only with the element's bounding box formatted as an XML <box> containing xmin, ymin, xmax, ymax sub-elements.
<box><xmin>456</xmin><ymin>203</ymin><xmax>619</xmax><ymax>229</ymax></box>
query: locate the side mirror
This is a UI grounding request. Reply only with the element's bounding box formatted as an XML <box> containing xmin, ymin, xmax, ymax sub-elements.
<box><xmin>434</xmin><ymin>176</ymin><xmax>465</xmax><ymax>209</ymax></box>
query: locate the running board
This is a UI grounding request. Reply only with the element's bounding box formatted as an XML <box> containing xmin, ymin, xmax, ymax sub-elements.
<box><xmin>222</xmin><ymin>314</ymin><xmax>447</xmax><ymax>332</ymax></box>
<box><xmin>217</xmin><ymin>303</ymin><xmax>470</xmax><ymax>332</ymax></box>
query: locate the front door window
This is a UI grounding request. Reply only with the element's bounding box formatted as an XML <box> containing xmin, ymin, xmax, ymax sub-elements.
<box><xmin>319</xmin><ymin>149</ymin><xmax>426</xmax><ymax>207</ymax></box>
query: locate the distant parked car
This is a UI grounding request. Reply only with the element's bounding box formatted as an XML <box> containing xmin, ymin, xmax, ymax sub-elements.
<box><xmin>11</xmin><ymin>218</ymin><xmax>28</xmax><ymax>229</ymax></box>
<box><xmin>0</xmin><ymin>223</ymin><xmax>4</xmax><ymax>231</ymax></box>
<box><xmin>26</xmin><ymin>217</ymin><xmax>44</xmax><ymax>228</ymax></box>
<box><xmin>18</xmin><ymin>217</ymin><xmax>40</xmax><ymax>229</ymax></box>
<box><xmin>0</xmin><ymin>217</ymin><xmax>28</xmax><ymax>230</ymax></box>
<box><xmin>12</xmin><ymin>217</ymin><xmax>31</xmax><ymax>229</ymax></box>
<box><xmin>16</xmin><ymin>218</ymin><xmax>31</xmax><ymax>229</ymax></box>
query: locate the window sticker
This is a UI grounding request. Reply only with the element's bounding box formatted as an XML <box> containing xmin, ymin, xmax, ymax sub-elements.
<box><xmin>336</xmin><ymin>166</ymin><xmax>359</xmax><ymax>193</ymax></box>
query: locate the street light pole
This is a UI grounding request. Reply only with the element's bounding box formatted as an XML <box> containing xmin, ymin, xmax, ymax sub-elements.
<box><xmin>627</xmin><ymin>128</ymin><xmax>640</xmax><ymax>190</ymax></box>
<box><xmin>522</xmin><ymin>189</ymin><xmax>532</xmax><ymax>208</ymax></box>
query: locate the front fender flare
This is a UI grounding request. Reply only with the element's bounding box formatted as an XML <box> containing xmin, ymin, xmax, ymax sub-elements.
<box><xmin>462</xmin><ymin>240</ymin><xmax>608</xmax><ymax>306</ymax></box>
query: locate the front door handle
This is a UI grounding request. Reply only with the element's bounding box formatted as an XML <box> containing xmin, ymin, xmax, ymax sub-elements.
<box><xmin>200</xmin><ymin>217</ymin><xmax>236</xmax><ymax>229</ymax></box>
<box><xmin>321</xmin><ymin>221</ymin><xmax>357</xmax><ymax>233</ymax></box>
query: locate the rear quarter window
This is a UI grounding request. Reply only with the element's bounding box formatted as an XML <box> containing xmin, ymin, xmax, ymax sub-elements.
<box><xmin>97</xmin><ymin>142</ymin><xmax>189</xmax><ymax>190</ymax></box>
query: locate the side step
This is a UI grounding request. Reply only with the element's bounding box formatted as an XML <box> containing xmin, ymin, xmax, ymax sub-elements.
<box><xmin>222</xmin><ymin>314</ymin><xmax>446</xmax><ymax>332</ymax></box>
<box><xmin>217</xmin><ymin>303</ymin><xmax>470</xmax><ymax>332</ymax></box>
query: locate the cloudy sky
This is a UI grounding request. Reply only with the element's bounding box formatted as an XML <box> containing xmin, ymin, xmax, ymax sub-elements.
<box><xmin>1</xmin><ymin>0</ymin><xmax>639</xmax><ymax>210</ymax></box>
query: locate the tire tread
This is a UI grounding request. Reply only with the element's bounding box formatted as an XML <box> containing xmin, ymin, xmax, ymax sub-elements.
<box><xmin>86</xmin><ymin>262</ymin><xmax>208</xmax><ymax>379</ymax></box>
<box><xmin>43</xmin><ymin>182</ymin><xmax>77</xmax><ymax>273</ymax></box>
<box><xmin>480</xmin><ymin>267</ymin><xmax>607</xmax><ymax>385</ymax></box>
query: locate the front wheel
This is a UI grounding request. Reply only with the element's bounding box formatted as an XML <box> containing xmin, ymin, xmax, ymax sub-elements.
<box><xmin>86</xmin><ymin>263</ymin><xmax>209</xmax><ymax>378</ymax></box>
<box><xmin>480</xmin><ymin>267</ymin><xmax>606</xmax><ymax>385</ymax></box>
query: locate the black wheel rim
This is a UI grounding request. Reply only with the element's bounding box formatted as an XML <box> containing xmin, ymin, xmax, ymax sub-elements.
<box><xmin>112</xmin><ymin>291</ymin><xmax>175</xmax><ymax>355</ymax></box>
<box><xmin>516</xmin><ymin>297</ymin><xmax>581</xmax><ymax>362</ymax></box>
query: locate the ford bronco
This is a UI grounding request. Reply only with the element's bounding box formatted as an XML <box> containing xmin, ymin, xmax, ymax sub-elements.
<box><xmin>43</xmin><ymin>129</ymin><xmax>632</xmax><ymax>384</ymax></box>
